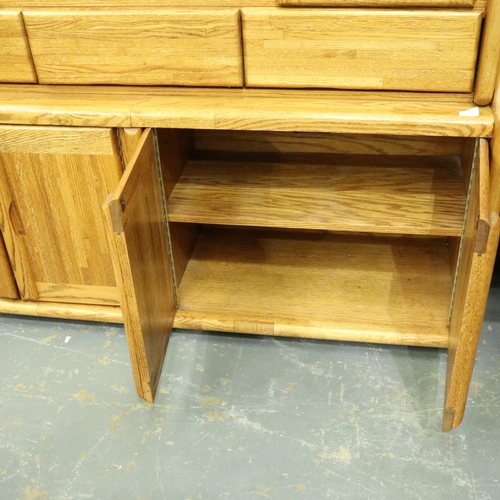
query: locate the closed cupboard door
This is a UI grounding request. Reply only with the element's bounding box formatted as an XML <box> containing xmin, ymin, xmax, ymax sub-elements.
<box><xmin>0</xmin><ymin>126</ymin><xmax>123</xmax><ymax>306</ymax></box>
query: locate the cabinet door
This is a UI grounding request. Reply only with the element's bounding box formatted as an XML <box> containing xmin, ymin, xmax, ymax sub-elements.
<box><xmin>0</xmin><ymin>232</ymin><xmax>18</xmax><ymax>299</ymax></box>
<box><xmin>443</xmin><ymin>139</ymin><xmax>498</xmax><ymax>430</ymax></box>
<box><xmin>103</xmin><ymin>128</ymin><xmax>175</xmax><ymax>403</ymax></box>
<box><xmin>0</xmin><ymin>126</ymin><xmax>122</xmax><ymax>305</ymax></box>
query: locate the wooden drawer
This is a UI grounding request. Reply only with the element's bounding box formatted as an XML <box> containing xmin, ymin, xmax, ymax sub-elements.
<box><xmin>242</xmin><ymin>9</ymin><xmax>482</xmax><ymax>92</ymax></box>
<box><xmin>278</xmin><ymin>0</ymin><xmax>475</xmax><ymax>7</ymax></box>
<box><xmin>23</xmin><ymin>10</ymin><xmax>243</xmax><ymax>87</ymax></box>
<box><xmin>0</xmin><ymin>11</ymin><xmax>37</xmax><ymax>83</ymax></box>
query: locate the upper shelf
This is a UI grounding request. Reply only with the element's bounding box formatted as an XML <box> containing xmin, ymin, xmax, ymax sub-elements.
<box><xmin>168</xmin><ymin>155</ymin><xmax>466</xmax><ymax>236</ymax></box>
<box><xmin>0</xmin><ymin>85</ymin><xmax>493</xmax><ymax>137</ymax></box>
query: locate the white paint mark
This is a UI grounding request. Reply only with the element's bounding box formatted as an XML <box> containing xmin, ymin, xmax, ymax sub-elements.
<box><xmin>64</xmin><ymin>336</ymin><xmax>71</xmax><ymax>343</ymax></box>
<box><xmin>459</xmin><ymin>107</ymin><xmax>480</xmax><ymax>117</ymax></box>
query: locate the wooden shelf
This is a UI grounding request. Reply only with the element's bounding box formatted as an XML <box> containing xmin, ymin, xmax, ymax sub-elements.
<box><xmin>173</xmin><ymin>227</ymin><xmax>452</xmax><ymax>347</ymax></box>
<box><xmin>168</xmin><ymin>155</ymin><xmax>466</xmax><ymax>236</ymax></box>
<box><xmin>0</xmin><ymin>85</ymin><xmax>493</xmax><ymax>137</ymax></box>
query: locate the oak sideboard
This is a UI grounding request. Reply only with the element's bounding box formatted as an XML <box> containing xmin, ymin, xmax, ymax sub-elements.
<box><xmin>0</xmin><ymin>0</ymin><xmax>499</xmax><ymax>430</ymax></box>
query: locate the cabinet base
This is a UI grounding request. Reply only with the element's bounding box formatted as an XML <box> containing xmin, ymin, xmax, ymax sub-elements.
<box><xmin>0</xmin><ymin>298</ymin><xmax>123</xmax><ymax>324</ymax></box>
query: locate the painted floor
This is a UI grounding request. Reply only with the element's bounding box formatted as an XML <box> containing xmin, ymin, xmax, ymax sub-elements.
<box><xmin>1</xmin><ymin>278</ymin><xmax>500</xmax><ymax>499</ymax></box>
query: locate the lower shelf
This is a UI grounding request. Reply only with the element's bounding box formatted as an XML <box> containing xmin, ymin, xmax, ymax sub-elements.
<box><xmin>173</xmin><ymin>227</ymin><xmax>452</xmax><ymax>347</ymax></box>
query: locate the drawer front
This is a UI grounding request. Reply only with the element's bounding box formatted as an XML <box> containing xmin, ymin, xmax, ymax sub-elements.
<box><xmin>23</xmin><ymin>10</ymin><xmax>243</xmax><ymax>87</ymax></box>
<box><xmin>242</xmin><ymin>9</ymin><xmax>482</xmax><ymax>92</ymax></box>
<box><xmin>278</xmin><ymin>0</ymin><xmax>475</xmax><ymax>7</ymax></box>
<box><xmin>0</xmin><ymin>11</ymin><xmax>37</xmax><ymax>83</ymax></box>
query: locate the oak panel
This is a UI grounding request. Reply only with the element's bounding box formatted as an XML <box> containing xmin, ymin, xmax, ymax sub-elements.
<box><xmin>105</xmin><ymin>129</ymin><xmax>175</xmax><ymax>403</ymax></box>
<box><xmin>175</xmin><ymin>227</ymin><xmax>452</xmax><ymax>347</ymax></box>
<box><xmin>444</xmin><ymin>139</ymin><xmax>492</xmax><ymax>430</ymax></box>
<box><xmin>0</xmin><ymin>298</ymin><xmax>123</xmax><ymax>323</ymax></box>
<box><xmin>0</xmin><ymin>126</ymin><xmax>122</xmax><ymax>305</ymax></box>
<box><xmin>0</xmin><ymin>234</ymin><xmax>18</xmax><ymax>299</ymax></box>
<box><xmin>0</xmin><ymin>11</ymin><xmax>37</xmax><ymax>83</ymax></box>
<box><xmin>0</xmin><ymin>85</ymin><xmax>493</xmax><ymax>137</ymax></box>
<box><xmin>278</xmin><ymin>0</ymin><xmax>475</xmax><ymax>6</ymax></box>
<box><xmin>194</xmin><ymin>131</ymin><xmax>465</xmax><ymax>157</ymax></box>
<box><xmin>242</xmin><ymin>9</ymin><xmax>482</xmax><ymax>92</ymax></box>
<box><xmin>5</xmin><ymin>1</ymin><xmax>275</xmax><ymax>5</ymax></box>
<box><xmin>169</xmin><ymin>156</ymin><xmax>466</xmax><ymax>236</ymax></box>
<box><xmin>474</xmin><ymin>0</ymin><xmax>500</xmax><ymax>105</ymax></box>
<box><xmin>24</xmin><ymin>10</ymin><xmax>243</xmax><ymax>86</ymax></box>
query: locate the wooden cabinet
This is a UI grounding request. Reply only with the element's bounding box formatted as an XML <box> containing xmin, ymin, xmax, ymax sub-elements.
<box><xmin>0</xmin><ymin>126</ymin><xmax>123</xmax><ymax>306</ymax></box>
<box><xmin>0</xmin><ymin>0</ymin><xmax>499</xmax><ymax>430</ymax></box>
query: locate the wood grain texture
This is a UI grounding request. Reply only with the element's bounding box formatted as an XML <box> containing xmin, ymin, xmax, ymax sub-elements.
<box><xmin>118</xmin><ymin>129</ymin><xmax>143</xmax><ymax>168</ymax></box>
<box><xmin>475</xmin><ymin>139</ymin><xmax>491</xmax><ymax>253</ymax></box>
<box><xmin>169</xmin><ymin>156</ymin><xmax>466</xmax><ymax>236</ymax></box>
<box><xmin>3</xmin><ymin>1</ymin><xmax>277</xmax><ymax>5</ymax></box>
<box><xmin>175</xmin><ymin>227</ymin><xmax>452</xmax><ymax>347</ymax></box>
<box><xmin>133</xmin><ymin>89</ymin><xmax>494</xmax><ymax>137</ymax></box>
<box><xmin>35</xmin><ymin>283</ymin><xmax>120</xmax><ymax>305</ymax></box>
<box><xmin>242</xmin><ymin>9</ymin><xmax>482</xmax><ymax>92</ymax></box>
<box><xmin>169</xmin><ymin>222</ymin><xmax>201</xmax><ymax>288</ymax></box>
<box><xmin>194</xmin><ymin>130</ymin><xmax>465</xmax><ymax>157</ymax></box>
<box><xmin>0</xmin><ymin>149</ymin><xmax>39</xmax><ymax>299</ymax></box>
<box><xmin>279</xmin><ymin>0</ymin><xmax>474</xmax><ymax>5</ymax></box>
<box><xmin>0</xmin><ymin>125</ymin><xmax>119</xmax><ymax>154</ymax></box>
<box><xmin>0</xmin><ymin>233</ymin><xmax>18</xmax><ymax>299</ymax></box>
<box><xmin>0</xmin><ymin>85</ymin><xmax>493</xmax><ymax>137</ymax></box>
<box><xmin>0</xmin><ymin>11</ymin><xmax>37</xmax><ymax>83</ymax></box>
<box><xmin>155</xmin><ymin>128</ymin><xmax>196</xmax><ymax>289</ymax></box>
<box><xmin>104</xmin><ymin>129</ymin><xmax>175</xmax><ymax>403</ymax></box>
<box><xmin>157</xmin><ymin>128</ymin><xmax>193</xmax><ymax>199</ymax></box>
<box><xmin>24</xmin><ymin>10</ymin><xmax>243</xmax><ymax>86</ymax></box>
<box><xmin>443</xmin><ymin>213</ymin><xmax>499</xmax><ymax>430</ymax></box>
<box><xmin>474</xmin><ymin>0</ymin><xmax>500</xmax><ymax>105</ymax></box>
<box><xmin>490</xmin><ymin>82</ymin><xmax>500</xmax><ymax>214</ymax></box>
<box><xmin>108</xmin><ymin>129</ymin><xmax>158</xmax><ymax>234</ymax></box>
<box><xmin>444</xmin><ymin>139</ymin><xmax>489</xmax><ymax>430</ymax></box>
<box><xmin>0</xmin><ymin>126</ymin><xmax>122</xmax><ymax>305</ymax></box>
<box><xmin>0</xmin><ymin>298</ymin><xmax>123</xmax><ymax>323</ymax></box>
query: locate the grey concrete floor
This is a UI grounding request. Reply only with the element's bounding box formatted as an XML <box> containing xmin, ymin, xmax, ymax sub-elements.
<box><xmin>1</xmin><ymin>282</ymin><xmax>500</xmax><ymax>499</ymax></box>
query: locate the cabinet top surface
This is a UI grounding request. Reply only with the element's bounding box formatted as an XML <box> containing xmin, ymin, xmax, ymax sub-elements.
<box><xmin>0</xmin><ymin>85</ymin><xmax>493</xmax><ymax>137</ymax></box>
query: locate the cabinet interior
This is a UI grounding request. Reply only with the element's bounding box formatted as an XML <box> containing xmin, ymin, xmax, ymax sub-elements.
<box><xmin>153</xmin><ymin>129</ymin><xmax>477</xmax><ymax>347</ymax></box>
